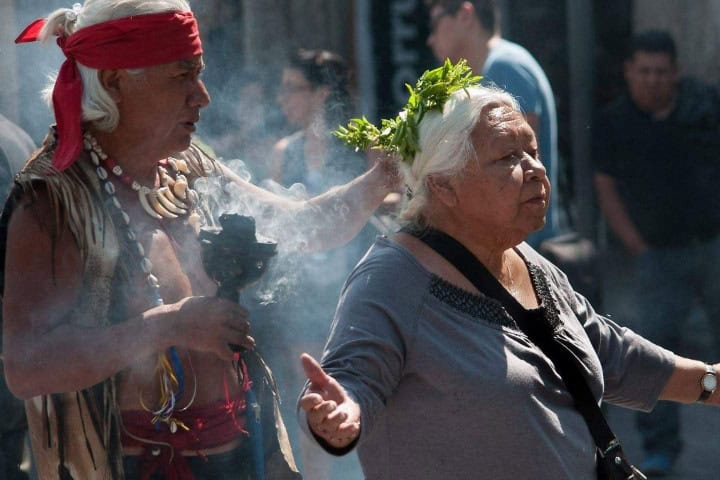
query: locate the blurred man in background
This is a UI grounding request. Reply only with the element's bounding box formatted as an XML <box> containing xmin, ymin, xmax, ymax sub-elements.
<box><xmin>594</xmin><ymin>30</ymin><xmax>720</xmax><ymax>476</ymax></box>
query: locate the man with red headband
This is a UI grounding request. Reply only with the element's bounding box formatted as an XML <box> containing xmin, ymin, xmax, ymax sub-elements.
<box><xmin>1</xmin><ymin>1</ymin><xmax>396</xmax><ymax>479</ymax></box>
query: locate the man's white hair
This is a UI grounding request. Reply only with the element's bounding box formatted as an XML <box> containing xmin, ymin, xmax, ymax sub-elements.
<box><xmin>399</xmin><ymin>84</ymin><xmax>519</xmax><ymax>225</ymax></box>
<box><xmin>40</xmin><ymin>0</ymin><xmax>192</xmax><ymax>132</ymax></box>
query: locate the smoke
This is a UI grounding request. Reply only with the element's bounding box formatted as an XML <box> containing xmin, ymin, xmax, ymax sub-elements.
<box><xmin>195</xmin><ymin>138</ymin><xmax>373</xmax><ymax>478</ymax></box>
<box><xmin>197</xmin><ymin>66</ymin><xmax>291</xmax><ymax>182</ymax></box>
<box><xmin>4</xmin><ymin>1</ymin><xmax>66</xmax><ymax>143</ymax></box>
<box><xmin>6</xmin><ymin>1</ymin><xmax>369</xmax><ymax>308</ymax></box>
<box><xmin>2</xmin><ymin>3</ymin><xmax>373</xmax><ymax>478</ymax></box>
<box><xmin>193</xmin><ymin>158</ymin><xmax>366</xmax><ymax>306</ymax></box>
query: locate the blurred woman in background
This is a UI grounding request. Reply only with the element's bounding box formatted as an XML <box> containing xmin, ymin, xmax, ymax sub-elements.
<box><xmin>264</xmin><ymin>48</ymin><xmax>371</xmax><ymax>480</ymax></box>
<box><xmin>270</xmin><ymin>48</ymin><xmax>365</xmax><ymax>192</ymax></box>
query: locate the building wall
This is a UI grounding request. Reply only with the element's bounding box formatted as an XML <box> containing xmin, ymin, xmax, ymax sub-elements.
<box><xmin>1</xmin><ymin>0</ymin><xmax>78</xmax><ymax>142</ymax></box>
<box><xmin>0</xmin><ymin>0</ymin><xmax>356</xmax><ymax>142</ymax></box>
<box><xmin>236</xmin><ymin>0</ymin><xmax>354</xmax><ymax>71</ymax></box>
<box><xmin>634</xmin><ymin>0</ymin><xmax>720</xmax><ymax>84</ymax></box>
<box><xmin>0</xmin><ymin>2</ymin><xmax>20</xmax><ymax>122</ymax></box>
<box><xmin>8</xmin><ymin>0</ymin><xmax>718</xmax><ymax>161</ymax></box>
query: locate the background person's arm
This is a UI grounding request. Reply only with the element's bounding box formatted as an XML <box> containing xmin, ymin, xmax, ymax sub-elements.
<box><xmin>594</xmin><ymin>173</ymin><xmax>648</xmax><ymax>256</ymax></box>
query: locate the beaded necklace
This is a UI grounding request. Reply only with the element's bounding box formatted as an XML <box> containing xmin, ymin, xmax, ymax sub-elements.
<box><xmin>84</xmin><ymin>132</ymin><xmax>200</xmax><ymax>221</ymax></box>
<box><xmin>85</xmin><ymin>132</ymin><xmax>197</xmax><ymax>433</ymax></box>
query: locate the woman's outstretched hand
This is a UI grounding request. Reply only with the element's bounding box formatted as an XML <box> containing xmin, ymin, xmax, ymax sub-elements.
<box><xmin>299</xmin><ymin>353</ymin><xmax>361</xmax><ymax>449</ymax></box>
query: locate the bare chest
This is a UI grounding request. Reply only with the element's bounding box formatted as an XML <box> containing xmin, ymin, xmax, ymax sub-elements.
<box><xmin>115</xmin><ymin>191</ymin><xmax>217</xmax><ymax>315</ymax></box>
<box><xmin>113</xmin><ymin>197</ymin><xmax>237</xmax><ymax>408</ymax></box>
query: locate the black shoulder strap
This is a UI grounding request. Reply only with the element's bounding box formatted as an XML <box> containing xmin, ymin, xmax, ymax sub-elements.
<box><xmin>406</xmin><ymin>227</ymin><xmax>620</xmax><ymax>453</ymax></box>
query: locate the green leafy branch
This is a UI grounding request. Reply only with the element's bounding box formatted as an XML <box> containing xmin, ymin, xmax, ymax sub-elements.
<box><xmin>334</xmin><ymin>59</ymin><xmax>481</xmax><ymax>164</ymax></box>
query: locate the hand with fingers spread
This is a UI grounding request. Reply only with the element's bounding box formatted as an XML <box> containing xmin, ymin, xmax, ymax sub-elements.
<box><xmin>299</xmin><ymin>353</ymin><xmax>361</xmax><ymax>449</ymax></box>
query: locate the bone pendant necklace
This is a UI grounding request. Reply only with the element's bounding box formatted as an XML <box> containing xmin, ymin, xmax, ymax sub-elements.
<box><xmin>83</xmin><ymin>132</ymin><xmax>199</xmax><ymax>220</ymax></box>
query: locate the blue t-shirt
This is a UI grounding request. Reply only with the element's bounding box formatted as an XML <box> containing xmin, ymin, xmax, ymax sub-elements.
<box><xmin>483</xmin><ymin>39</ymin><xmax>559</xmax><ymax>246</ymax></box>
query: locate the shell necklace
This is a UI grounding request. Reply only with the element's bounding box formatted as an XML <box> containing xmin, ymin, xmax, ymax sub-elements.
<box><xmin>85</xmin><ymin>132</ymin><xmax>197</xmax><ymax>432</ymax></box>
<box><xmin>83</xmin><ymin>132</ymin><xmax>199</xmax><ymax>221</ymax></box>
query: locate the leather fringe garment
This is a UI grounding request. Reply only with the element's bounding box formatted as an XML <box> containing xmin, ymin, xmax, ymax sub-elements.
<box><xmin>0</xmin><ymin>131</ymin><xmax>300</xmax><ymax>479</ymax></box>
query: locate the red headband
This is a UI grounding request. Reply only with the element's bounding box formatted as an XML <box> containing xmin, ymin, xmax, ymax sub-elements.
<box><xmin>16</xmin><ymin>11</ymin><xmax>203</xmax><ymax>171</ymax></box>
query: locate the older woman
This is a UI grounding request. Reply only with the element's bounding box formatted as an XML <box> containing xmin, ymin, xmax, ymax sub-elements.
<box><xmin>297</xmin><ymin>84</ymin><xmax>720</xmax><ymax>479</ymax></box>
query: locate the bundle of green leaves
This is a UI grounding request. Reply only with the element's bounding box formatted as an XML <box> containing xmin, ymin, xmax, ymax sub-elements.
<box><xmin>334</xmin><ymin>59</ymin><xmax>481</xmax><ymax>165</ymax></box>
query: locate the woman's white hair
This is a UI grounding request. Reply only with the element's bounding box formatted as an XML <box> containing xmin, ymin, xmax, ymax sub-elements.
<box><xmin>39</xmin><ymin>0</ymin><xmax>192</xmax><ymax>132</ymax></box>
<box><xmin>399</xmin><ymin>84</ymin><xmax>519</xmax><ymax>225</ymax></box>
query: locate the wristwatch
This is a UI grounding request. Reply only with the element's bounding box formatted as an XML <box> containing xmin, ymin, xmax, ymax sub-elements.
<box><xmin>697</xmin><ymin>365</ymin><xmax>717</xmax><ymax>403</ymax></box>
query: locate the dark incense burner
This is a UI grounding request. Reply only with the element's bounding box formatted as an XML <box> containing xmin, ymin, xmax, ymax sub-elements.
<box><xmin>199</xmin><ymin>213</ymin><xmax>277</xmax><ymax>302</ymax></box>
